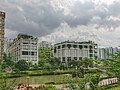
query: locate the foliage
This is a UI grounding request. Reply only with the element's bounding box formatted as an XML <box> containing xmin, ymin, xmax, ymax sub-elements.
<box><xmin>68</xmin><ymin>78</ymin><xmax>86</xmax><ymax>90</ymax></box>
<box><xmin>28</xmin><ymin>61</ymin><xmax>33</xmax><ymax>68</ymax></box>
<box><xmin>15</xmin><ymin>60</ymin><xmax>29</xmax><ymax>71</ymax></box>
<box><xmin>42</xmin><ymin>85</ymin><xmax>57</xmax><ymax>90</ymax></box>
<box><xmin>0</xmin><ymin>76</ymin><xmax>16</xmax><ymax>90</ymax></box>
<box><xmin>69</xmin><ymin>83</ymin><xmax>80</xmax><ymax>90</ymax></box>
<box><xmin>38</xmin><ymin>48</ymin><xmax>51</xmax><ymax>61</ymax></box>
<box><xmin>88</xmin><ymin>74</ymin><xmax>101</xmax><ymax>90</ymax></box>
<box><xmin>72</xmin><ymin>69</ymin><xmax>84</xmax><ymax>78</ymax></box>
<box><xmin>38</xmin><ymin>47</ymin><xmax>51</xmax><ymax>68</ymax></box>
<box><xmin>39</xmin><ymin>54</ymin><xmax>64</xmax><ymax>70</ymax></box>
<box><xmin>70</xmin><ymin>58</ymin><xmax>94</xmax><ymax>69</ymax></box>
<box><xmin>47</xmin><ymin>57</ymin><xmax>62</xmax><ymax>69</ymax></box>
<box><xmin>100</xmin><ymin>51</ymin><xmax>120</xmax><ymax>79</ymax></box>
<box><xmin>69</xmin><ymin>73</ymin><xmax>101</xmax><ymax>90</ymax></box>
<box><xmin>2</xmin><ymin>53</ymin><xmax>14</xmax><ymax>69</ymax></box>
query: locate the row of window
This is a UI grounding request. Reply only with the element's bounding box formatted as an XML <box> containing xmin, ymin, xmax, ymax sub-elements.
<box><xmin>22</xmin><ymin>51</ymin><xmax>37</xmax><ymax>55</ymax></box>
<box><xmin>55</xmin><ymin>45</ymin><xmax>95</xmax><ymax>49</ymax></box>
<box><xmin>22</xmin><ymin>45</ymin><xmax>37</xmax><ymax>50</ymax></box>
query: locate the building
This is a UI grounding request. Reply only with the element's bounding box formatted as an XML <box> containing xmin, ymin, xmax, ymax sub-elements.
<box><xmin>98</xmin><ymin>47</ymin><xmax>118</xmax><ymax>59</ymax></box>
<box><xmin>52</xmin><ymin>41</ymin><xmax>98</xmax><ymax>65</ymax></box>
<box><xmin>0</xmin><ymin>11</ymin><xmax>5</xmax><ymax>61</ymax></box>
<box><xmin>7</xmin><ymin>34</ymin><xmax>38</xmax><ymax>64</ymax></box>
<box><xmin>4</xmin><ymin>37</ymin><xmax>9</xmax><ymax>53</ymax></box>
<box><xmin>38</xmin><ymin>41</ymin><xmax>51</xmax><ymax>63</ymax></box>
<box><xmin>39</xmin><ymin>41</ymin><xmax>51</xmax><ymax>48</ymax></box>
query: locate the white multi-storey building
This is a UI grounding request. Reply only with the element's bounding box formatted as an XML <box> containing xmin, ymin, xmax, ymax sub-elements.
<box><xmin>98</xmin><ymin>47</ymin><xmax>118</xmax><ymax>59</ymax></box>
<box><xmin>52</xmin><ymin>41</ymin><xmax>98</xmax><ymax>65</ymax></box>
<box><xmin>7</xmin><ymin>34</ymin><xmax>38</xmax><ymax>64</ymax></box>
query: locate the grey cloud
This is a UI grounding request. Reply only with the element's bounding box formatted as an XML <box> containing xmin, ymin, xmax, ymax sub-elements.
<box><xmin>64</xmin><ymin>1</ymin><xmax>95</xmax><ymax>27</ymax></box>
<box><xmin>0</xmin><ymin>0</ymin><xmax>120</xmax><ymax>38</ymax></box>
<box><xmin>0</xmin><ymin>0</ymin><xmax>64</xmax><ymax>37</ymax></box>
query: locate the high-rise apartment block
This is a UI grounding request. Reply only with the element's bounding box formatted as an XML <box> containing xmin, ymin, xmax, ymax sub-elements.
<box><xmin>52</xmin><ymin>41</ymin><xmax>98</xmax><ymax>65</ymax></box>
<box><xmin>0</xmin><ymin>11</ymin><xmax>5</xmax><ymax>61</ymax></box>
<box><xmin>98</xmin><ymin>47</ymin><xmax>118</xmax><ymax>59</ymax></box>
<box><xmin>7</xmin><ymin>34</ymin><xmax>38</xmax><ymax>64</ymax></box>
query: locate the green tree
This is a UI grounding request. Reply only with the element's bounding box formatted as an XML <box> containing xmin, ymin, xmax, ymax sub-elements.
<box><xmin>98</xmin><ymin>51</ymin><xmax>119</xmax><ymax>75</ymax></box>
<box><xmin>47</xmin><ymin>57</ymin><xmax>62</xmax><ymax>69</ymax></box>
<box><xmin>2</xmin><ymin>53</ymin><xmax>14</xmax><ymax>69</ymax></box>
<box><xmin>0</xmin><ymin>62</ymin><xmax>2</xmax><ymax>72</ymax></box>
<box><xmin>15</xmin><ymin>60</ymin><xmax>29</xmax><ymax>71</ymax></box>
<box><xmin>28</xmin><ymin>61</ymin><xmax>33</xmax><ymax>69</ymax></box>
<box><xmin>88</xmin><ymin>74</ymin><xmax>101</xmax><ymax>90</ymax></box>
<box><xmin>38</xmin><ymin>47</ymin><xmax>51</xmax><ymax>68</ymax></box>
<box><xmin>38</xmin><ymin>48</ymin><xmax>50</xmax><ymax>61</ymax></box>
<box><xmin>96</xmin><ymin>51</ymin><xmax>120</xmax><ymax>81</ymax></box>
<box><xmin>70</xmin><ymin>58</ymin><xmax>94</xmax><ymax>69</ymax></box>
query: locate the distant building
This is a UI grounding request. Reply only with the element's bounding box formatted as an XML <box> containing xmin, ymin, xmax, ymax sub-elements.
<box><xmin>0</xmin><ymin>11</ymin><xmax>5</xmax><ymax>61</ymax></box>
<box><xmin>39</xmin><ymin>41</ymin><xmax>51</xmax><ymax>48</ymax></box>
<box><xmin>4</xmin><ymin>37</ymin><xmax>9</xmax><ymax>53</ymax></box>
<box><xmin>52</xmin><ymin>41</ymin><xmax>98</xmax><ymax>65</ymax></box>
<box><xmin>98</xmin><ymin>47</ymin><xmax>118</xmax><ymax>59</ymax></box>
<box><xmin>7</xmin><ymin>34</ymin><xmax>38</xmax><ymax>64</ymax></box>
<box><xmin>38</xmin><ymin>41</ymin><xmax>51</xmax><ymax>62</ymax></box>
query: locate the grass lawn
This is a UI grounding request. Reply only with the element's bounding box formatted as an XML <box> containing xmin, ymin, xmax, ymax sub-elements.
<box><xmin>4</xmin><ymin>74</ymin><xmax>82</xmax><ymax>85</ymax></box>
<box><xmin>107</xmin><ymin>86</ymin><xmax>120</xmax><ymax>90</ymax></box>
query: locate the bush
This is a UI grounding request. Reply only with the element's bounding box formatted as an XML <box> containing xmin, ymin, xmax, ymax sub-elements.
<box><xmin>45</xmin><ymin>82</ymin><xmax>56</xmax><ymax>85</ymax></box>
<box><xmin>72</xmin><ymin>71</ymin><xmax>84</xmax><ymax>78</ymax></box>
<box><xmin>42</xmin><ymin>85</ymin><xmax>57</xmax><ymax>90</ymax></box>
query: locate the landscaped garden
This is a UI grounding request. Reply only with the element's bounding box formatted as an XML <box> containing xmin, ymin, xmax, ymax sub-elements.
<box><xmin>0</xmin><ymin>51</ymin><xmax>120</xmax><ymax>90</ymax></box>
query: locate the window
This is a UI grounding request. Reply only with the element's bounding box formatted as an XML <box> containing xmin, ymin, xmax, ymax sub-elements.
<box><xmin>79</xmin><ymin>57</ymin><xmax>82</xmax><ymax>60</ymax></box>
<box><xmin>62</xmin><ymin>57</ymin><xmax>65</xmax><ymax>63</ymax></box>
<box><xmin>22</xmin><ymin>51</ymin><xmax>28</xmax><ymax>55</ymax></box>
<box><xmin>79</xmin><ymin>45</ymin><xmax>83</xmax><ymax>49</ymax></box>
<box><xmin>62</xmin><ymin>45</ymin><xmax>65</xmax><ymax>48</ymax></box>
<box><xmin>58</xmin><ymin>46</ymin><xmax>61</xmax><ymax>49</ymax></box>
<box><xmin>73</xmin><ymin>45</ymin><xmax>77</xmax><ymax>48</ymax></box>
<box><xmin>84</xmin><ymin>45</ymin><xmax>88</xmax><ymax>48</ymax></box>
<box><xmin>31</xmin><ymin>52</ymin><xmax>37</xmax><ymax>55</ymax></box>
<box><xmin>74</xmin><ymin>57</ymin><xmax>77</xmax><ymax>60</ymax></box>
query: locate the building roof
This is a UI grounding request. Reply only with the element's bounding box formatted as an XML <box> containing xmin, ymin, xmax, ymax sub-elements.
<box><xmin>0</xmin><ymin>11</ymin><xmax>5</xmax><ymax>18</ymax></box>
<box><xmin>54</xmin><ymin>40</ymin><xmax>97</xmax><ymax>45</ymax></box>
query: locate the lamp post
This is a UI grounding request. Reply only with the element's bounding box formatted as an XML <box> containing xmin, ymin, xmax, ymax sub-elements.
<box><xmin>26</xmin><ymin>76</ymin><xmax>30</xmax><ymax>87</ymax></box>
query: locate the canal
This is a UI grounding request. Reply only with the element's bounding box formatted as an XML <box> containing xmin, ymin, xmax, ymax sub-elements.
<box><xmin>3</xmin><ymin>74</ymin><xmax>72</xmax><ymax>85</ymax></box>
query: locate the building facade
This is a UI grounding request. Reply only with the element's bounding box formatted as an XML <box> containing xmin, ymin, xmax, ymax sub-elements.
<box><xmin>39</xmin><ymin>41</ymin><xmax>51</xmax><ymax>48</ymax></box>
<box><xmin>7</xmin><ymin>34</ymin><xmax>38</xmax><ymax>64</ymax></box>
<box><xmin>98</xmin><ymin>47</ymin><xmax>118</xmax><ymax>59</ymax></box>
<box><xmin>52</xmin><ymin>41</ymin><xmax>98</xmax><ymax>65</ymax></box>
<box><xmin>0</xmin><ymin>11</ymin><xmax>5</xmax><ymax>61</ymax></box>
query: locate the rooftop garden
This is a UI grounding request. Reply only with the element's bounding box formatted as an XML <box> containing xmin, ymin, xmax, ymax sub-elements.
<box><xmin>17</xmin><ymin>34</ymin><xmax>37</xmax><ymax>40</ymax></box>
<box><xmin>55</xmin><ymin>40</ymin><xmax>97</xmax><ymax>45</ymax></box>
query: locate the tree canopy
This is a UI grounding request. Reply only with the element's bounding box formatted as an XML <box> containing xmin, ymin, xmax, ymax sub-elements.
<box><xmin>15</xmin><ymin>60</ymin><xmax>29</xmax><ymax>71</ymax></box>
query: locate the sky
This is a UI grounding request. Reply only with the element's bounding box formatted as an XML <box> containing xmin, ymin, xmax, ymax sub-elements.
<box><xmin>0</xmin><ymin>0</ymin><xmax>120</xmax><ymax>46</ymax></box>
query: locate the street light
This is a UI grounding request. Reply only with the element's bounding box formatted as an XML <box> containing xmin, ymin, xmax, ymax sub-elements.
<box><xmin>26</xmin><ymin>76</ymin><xmax>30</xmax><ymax>87</ymax></box>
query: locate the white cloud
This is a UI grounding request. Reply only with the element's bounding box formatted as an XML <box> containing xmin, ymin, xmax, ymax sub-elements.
<box><xmin>92</xmin><ymin>0</ymin><xmax>116</xmax><ymax>5</ymax></box>
<box><xmin>0</xmin><ymin>0</ymin><xmax>120</xmax><ymax>46</ymax></box>
<box><xmin>39</xmin><ymin>22</ymin><xmax>120</xmax><ymax>47</ymax></box>
<box><xmin>5</xmin><ymin>29</ymin><xmax>19</xmax><ymax>39</ymax></box>
<box><xmin>17</xmin><ymin>6</ymin><xmax>23</xmax><ymax>12</ymax></box>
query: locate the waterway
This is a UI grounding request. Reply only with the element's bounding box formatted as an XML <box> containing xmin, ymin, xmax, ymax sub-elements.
<box><xmin>4</xmin><ymin>74</ymin><xmax>72</xmax><ymax>85</ymax></box>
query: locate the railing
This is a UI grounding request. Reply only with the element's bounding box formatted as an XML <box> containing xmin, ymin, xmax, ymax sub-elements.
<box><xmin>98</xmin><ymin>78</ymin><xmax>118</xmax><ymax>86</ymax></box>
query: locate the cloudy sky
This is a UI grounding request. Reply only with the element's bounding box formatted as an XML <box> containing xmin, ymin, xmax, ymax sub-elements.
<box><xmin>0</xmin><ymin>0</ymin><xmax>120</xmax><ymax>46</ymax></box>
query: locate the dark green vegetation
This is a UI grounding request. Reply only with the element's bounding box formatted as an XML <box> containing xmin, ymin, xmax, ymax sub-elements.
<box><xmin>15</xmin><ymin>60</ymin><xmax>29</xmax><ymax>71</ymax></box>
